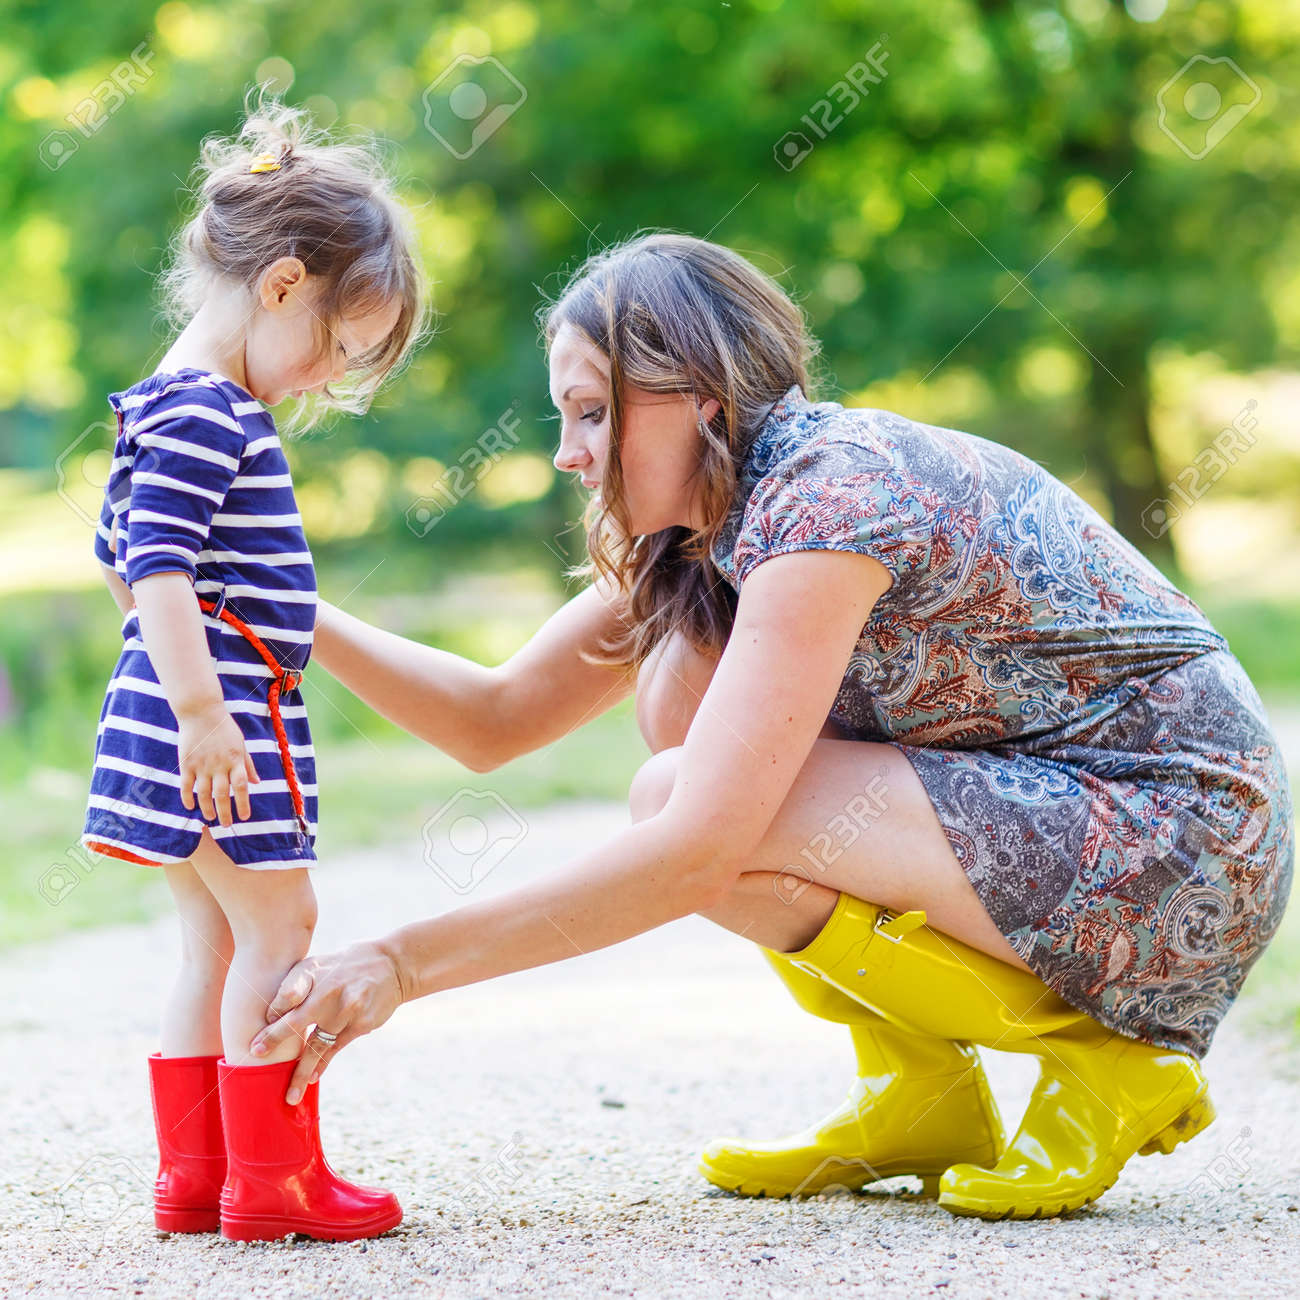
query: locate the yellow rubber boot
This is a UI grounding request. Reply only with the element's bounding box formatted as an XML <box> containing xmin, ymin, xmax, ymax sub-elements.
<box><xmin>697</xmin><ymin>947</ymin><xmax>1005</xmax><ymax>1198</ymax></box>
<box><xmin>937</xmin><ymin>1016</ymin><xmax>1217</xmax><ymax>1219</ymax></box>
<box><xmin>786</xmin><ymin>891</ymin><xmax>1216</xmax><ymax>1219</ymax></box>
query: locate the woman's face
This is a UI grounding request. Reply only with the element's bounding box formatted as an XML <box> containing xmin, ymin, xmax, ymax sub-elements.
<box><xmin>244</xmin><ymin>257</ymin><xmax>401</xmax><ymax>407</ymax></box>
<box><xmin>548</xmin><ymin>322</ymin><xmax>720</xmax><ymax>535</ymax></box>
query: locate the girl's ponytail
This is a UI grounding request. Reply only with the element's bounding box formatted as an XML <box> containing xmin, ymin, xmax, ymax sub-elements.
<box><xmin>160</xmin><ymin>86</ymin><xmax>429</xmax><ymax>431</ymax></box>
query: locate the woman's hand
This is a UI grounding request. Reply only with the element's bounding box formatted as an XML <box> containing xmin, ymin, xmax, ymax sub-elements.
<box><xmin>249</xmin><ymin>940</ymin><xmax>407</xmax><ymax>1104</ymax></box>
<box><xmin>177</xmin><ymin>704</ymin><xmax>260</xmax><ymax>826</ymax></box>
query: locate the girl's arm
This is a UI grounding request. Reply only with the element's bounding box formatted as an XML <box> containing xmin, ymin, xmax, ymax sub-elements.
<box><xmin>101</xmin><ymin>562</ymin><xmax>135</xmax><ymax>618</ymax></box>
<box><xmin>132</xmin><ymin>571</ymin><xmax>259</xmax><ymax>826</ymax></box>
<box><xmin>100</xmin><ymin>515</ymin><xmax>134</xmax><ymax>616</ymax></box>
<box><xmin>108</xmin><ymin>384</ymin><xmax>258</xmax><ymax>823</ymax></box>
<box><xmin>312</xmin><ymin>577</ymin><xmax>635</xmax><ymax>773</ymax></box>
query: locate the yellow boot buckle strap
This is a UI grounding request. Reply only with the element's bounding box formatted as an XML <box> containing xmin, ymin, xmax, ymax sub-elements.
<box><xmin>874</xmin><ymin>907</ymin><xmax>928</xmax><ymax>943</ymax></box>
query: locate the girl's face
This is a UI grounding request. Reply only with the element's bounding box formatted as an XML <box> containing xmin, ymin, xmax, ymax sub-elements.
<box><xmin>548</xmin><ymin>322</ymin><xmax>720</xmax><ymax>536</ymax></box>
<box><xmin>242</xmin><ymin>257</ymin><xmax>401</xmax><ymax>407</ymax></box>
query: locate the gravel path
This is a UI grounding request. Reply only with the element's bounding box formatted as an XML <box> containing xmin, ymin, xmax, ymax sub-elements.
<box><xmin>2</xmin><ymin>799</ymin><xmax>1297</xmax><ymax>1298</ymax></box>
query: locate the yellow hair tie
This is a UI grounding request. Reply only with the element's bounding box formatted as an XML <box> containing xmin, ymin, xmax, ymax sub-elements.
<box><xmin>249</xmin><ymin>151</ymin><xmax>282</xmax><ymax>174</ymax></box>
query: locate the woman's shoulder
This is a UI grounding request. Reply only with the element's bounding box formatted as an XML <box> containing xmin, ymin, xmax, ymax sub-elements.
<box><xmin>746</xmin><ymin>391</ymin><xmax>987</xmax><ymax>498</ymax></box>
<box><xmin>711</xmin><ymin>392</ymin><xmax>959</xmax><ymax>591</ymax></box>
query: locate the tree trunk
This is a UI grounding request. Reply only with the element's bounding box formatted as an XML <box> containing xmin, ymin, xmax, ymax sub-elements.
<box><xmin>1082</xmin><ymin>336</ymin><xmax>1181</xmax><ymax>580</ymax></box>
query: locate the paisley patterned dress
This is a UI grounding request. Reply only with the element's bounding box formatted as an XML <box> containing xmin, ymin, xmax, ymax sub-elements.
<box><xmin>710</xmin><ymin>386</ymin><xmax>1293</xmax><ymax>1059</ymax></box>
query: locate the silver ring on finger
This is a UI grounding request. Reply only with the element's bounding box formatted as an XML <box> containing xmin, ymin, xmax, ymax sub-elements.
<box><xmin>312</xmin><ymin>1027</ymin><xmax>340</xmax><ymax>1045</ymax></box>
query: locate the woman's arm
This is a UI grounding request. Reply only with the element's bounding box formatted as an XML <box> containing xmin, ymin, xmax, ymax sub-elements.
<box><xmin>312</xmin><ymin>577</ymin><xmax>636</xmax><ymax>773</ymax></box>
<box><xmin>250</xmin><ymin>548</ymin><xmax>892</xmax><ymax>1101</ymax></box>
<box><xmin>132</xmin><ymin>571</ymin><xmax>259</xmax><ymax>825</ymax></box>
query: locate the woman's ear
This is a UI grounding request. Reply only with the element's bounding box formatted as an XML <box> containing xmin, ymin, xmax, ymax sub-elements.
<box><xmin>697</xmin><ymin>396</ymin><xmax>722</xmax><ymax>428</ymax></box>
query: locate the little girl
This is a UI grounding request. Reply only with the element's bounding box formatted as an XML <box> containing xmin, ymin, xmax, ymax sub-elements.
<box><xmin>80</xmin><ymin>94</ymin><xmax>427</xmax><ymax>1242</ymax></box>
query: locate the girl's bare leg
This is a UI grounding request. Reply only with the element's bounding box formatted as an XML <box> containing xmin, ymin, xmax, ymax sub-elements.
<box><xmin>189</xmin><ymin>829</ymin><xmax>317</xmax><ymax>1066</ymax></box>
<box><xmin>160</xmin><ymin>860</ymin><xmax>234</xmax><ymax>1056</ymax></box>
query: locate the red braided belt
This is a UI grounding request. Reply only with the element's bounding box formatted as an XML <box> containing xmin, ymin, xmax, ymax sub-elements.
<box><xmin>197</xmin><ymin>592</ymin><xmax>310</xmax><ymax>837</ymax></box>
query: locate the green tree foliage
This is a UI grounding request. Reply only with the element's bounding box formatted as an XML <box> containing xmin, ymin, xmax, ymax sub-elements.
<box><xmin>2</xmin><ymin>0</ymin><xmax>1295</xmax><ymax>575</ymax></box>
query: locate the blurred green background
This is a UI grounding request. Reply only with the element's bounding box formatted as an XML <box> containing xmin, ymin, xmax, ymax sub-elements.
<box><xmin>1</xmin><ymin>1</ymin><xmax>1296</xmax><ymax>1034</ymax></box>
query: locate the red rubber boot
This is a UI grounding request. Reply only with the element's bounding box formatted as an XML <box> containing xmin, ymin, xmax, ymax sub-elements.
<box><xmin>147</xmin><ymin>1053</ymin><xmax>226</xmax><ymax>1233</ymax></box>
<box><xmin>216</xmin><ymin>1058</ymin><xmax>403</xmax><ymax>1242</ymax></box>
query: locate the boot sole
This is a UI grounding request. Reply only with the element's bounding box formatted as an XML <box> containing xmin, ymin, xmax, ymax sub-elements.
<box><xmin>220</xmin><ymin>1204</ymin><xmax>403</xmax><ymax>1243</ymax></box>
<box><xmin>154</xmin><ymin>1206</ymin><xmax>221</xmax><ymax>1233</ymax></box>
<box><xmin>699</xmin><ymin>1160</ymin><xmax>953</xmax><ymax>1200</ymax></box>
<box><xmin>938</xmin><ymin>1089</ymin><xmax>1217</xmax><ymax>1221</ymax></box>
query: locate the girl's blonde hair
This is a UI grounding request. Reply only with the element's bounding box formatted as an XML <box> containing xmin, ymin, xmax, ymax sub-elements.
<box><xmin>161</xmin><ymin>87</ymin><xmax>429</xmax><ymax>430</ymax></box>
<box><xmin>542</xmin><ymin>232</ymin><xmax>819</xmax><ymax>673</ymax></box>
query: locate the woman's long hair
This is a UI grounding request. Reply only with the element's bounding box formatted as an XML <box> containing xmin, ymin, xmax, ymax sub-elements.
<box><xmin>541</xmin><ymin>232</ymin><xmax>818</xmax><ymax>672</ymax></box>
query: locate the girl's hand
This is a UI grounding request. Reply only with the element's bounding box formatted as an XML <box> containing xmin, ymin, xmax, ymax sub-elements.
<box><xmin>177</xmin><ymin>704</ymin><xmax>260</xmax><ymax>826</ymax></box>
<box><xmin>249</xmin><ymin>941</ymin><xmax>406</xmax><ymax>1103</ymax></box>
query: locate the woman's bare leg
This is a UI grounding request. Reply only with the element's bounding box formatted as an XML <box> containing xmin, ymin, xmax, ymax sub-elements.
<box><xmin>632</xmin><ymin>628</ymin><xmax>1035</xmax><ymax>972</ymax></box>
<box><xmin>188</xmin><ymin>829</ymin><xmax>317</xmax><ymax>1066</ymax></box>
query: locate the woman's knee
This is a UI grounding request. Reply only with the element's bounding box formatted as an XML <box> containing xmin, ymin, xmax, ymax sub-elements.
<box><xmin>629</xmin><ymin>716</ymin><xmax>846</xmax><ymax>826</ymax></box>
<box><xmin>636</xmin><ymin>631</ymin><xmax>848</xmax><ymax>753</ymax></box>
<box><xmin>635</xmin><ymin>630</ymin><xmax>720</xmax><ymax>753</ymax></box>
<box><xmin>628</xmin><ymin>745</ymin><xmax>682</xmax><ymax>823</ymax></box>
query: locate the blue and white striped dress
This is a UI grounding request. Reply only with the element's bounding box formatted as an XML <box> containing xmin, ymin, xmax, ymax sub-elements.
<box><xmin>81</xmin><ymin>368</ymin><xmax>318</xmax><ymax>870</ymax></box>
